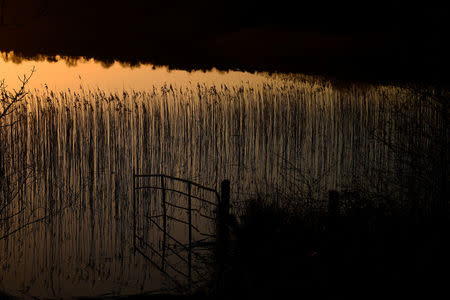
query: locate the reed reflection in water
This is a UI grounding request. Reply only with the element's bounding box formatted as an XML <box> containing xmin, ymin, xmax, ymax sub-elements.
<box><xmin>0</xmin><ymin>72</ymin><xmax>426</xmax><ymax>298</ymax></box>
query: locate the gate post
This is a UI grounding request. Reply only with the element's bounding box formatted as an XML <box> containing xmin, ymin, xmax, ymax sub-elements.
<box><xmin>216</xmin><ymin>179</ymin><xmax>230</xmax><ymax>294</ymax></box>
<box><xmin>161</xmin><ymin>176</ymin><xmax>167</xmax><ymax>270</ymax></box>
<box><xmin>187</xmin><ymin>182</ymin><xmax>192</xmax><ymax>291</ymax></box>
<box><xmin>132</xmin><ymin>169</ymin><xmax>136</xmax><ymax>254</ymax></box>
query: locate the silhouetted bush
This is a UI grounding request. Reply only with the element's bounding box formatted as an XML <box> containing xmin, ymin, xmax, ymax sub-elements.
<box><xmin>221</xmin><ymin>184</ymin><xmax>449</xmax><ymax>299</ymax></box>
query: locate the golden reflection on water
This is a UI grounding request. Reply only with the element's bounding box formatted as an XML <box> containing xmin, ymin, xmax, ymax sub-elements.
<box><xmin>0</xmin><ymin>51</ymin><xmax>270</xmax><ymax>91</ymax></box>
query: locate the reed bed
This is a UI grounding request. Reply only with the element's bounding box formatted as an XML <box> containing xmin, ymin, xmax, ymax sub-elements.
<box><xmin>0</xmin><ymin>74</ymin><xmax>440</xmax><ymax>298</ymax></box>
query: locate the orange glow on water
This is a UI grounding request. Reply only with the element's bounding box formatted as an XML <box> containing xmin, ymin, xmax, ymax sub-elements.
<box><xmin>0</xmin><ymin>52</ymin><xmax>270</xmax><ymax>92</ymax></box>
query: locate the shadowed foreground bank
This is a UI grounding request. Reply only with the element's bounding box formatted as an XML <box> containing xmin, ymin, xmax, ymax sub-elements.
<box><xmin>215</xmin><ymin>198</ymin><xmax>449</xmax><ymax>299</ymax></box>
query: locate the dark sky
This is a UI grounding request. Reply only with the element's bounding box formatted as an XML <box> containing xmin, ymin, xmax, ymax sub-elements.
<box><xmin>2</xmin><ymin>0</ymin><xmax>448</xmax><ymax>34</ymax></box>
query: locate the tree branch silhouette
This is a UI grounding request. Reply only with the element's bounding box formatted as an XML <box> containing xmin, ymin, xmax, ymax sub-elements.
<box><xmin>0</xmin><ymin>67</ymin><xmax>34</xmax><ymax>121</ymax></box>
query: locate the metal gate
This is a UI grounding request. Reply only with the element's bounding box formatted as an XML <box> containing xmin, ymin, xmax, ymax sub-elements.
<box><xmin>132</xmin><ymin>172</ymin><xmax>227</xmax><ymax>291</ymax></box>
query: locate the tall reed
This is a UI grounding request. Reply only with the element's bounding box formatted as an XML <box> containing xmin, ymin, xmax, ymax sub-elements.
<box><xmin>0</xmin><ymin>75</ymin><xmax>439</xmax><ymax>298</ymax></box>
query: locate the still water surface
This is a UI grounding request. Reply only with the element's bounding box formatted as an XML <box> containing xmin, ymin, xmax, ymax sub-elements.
<box><xmin>0</xmin><ymin>52</ymin><xmax>268</xmax><ymax>91</ymax></box>
<box><xmin>0</xmin><ymin>52</ymin><xmax>420</xmax><ymax>298</ymax></box>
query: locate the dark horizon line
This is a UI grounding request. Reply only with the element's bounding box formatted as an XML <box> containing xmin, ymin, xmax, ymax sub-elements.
<box><xmin>1</xmin><ymin>44</ymin><xmax>448</xmax><ymax>87</ymax></box>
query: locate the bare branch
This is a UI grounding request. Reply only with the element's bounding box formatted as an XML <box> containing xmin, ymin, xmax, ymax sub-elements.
<box><xmin>0</xmin><ymin>67</ymin><xmax>34</xmax><ymax>121</ymax></box>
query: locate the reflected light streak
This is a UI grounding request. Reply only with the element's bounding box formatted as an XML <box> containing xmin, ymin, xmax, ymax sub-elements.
<box><xmin>0</xmin><ymin>52</ymin><xmax>269</xmax><ymax>92</ymax></box>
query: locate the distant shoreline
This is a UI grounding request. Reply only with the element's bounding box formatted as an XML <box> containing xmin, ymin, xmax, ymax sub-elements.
<box><xmin>1</xmin><ymin>25</ymin><xmax>448</xmax><ymax>86</ymax></box>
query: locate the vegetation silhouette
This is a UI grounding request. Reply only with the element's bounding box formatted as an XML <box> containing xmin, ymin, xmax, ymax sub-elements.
<box><xmin>0</xmin><ymin>0</ymin><xmax>448</xmax><ymax>84</ymax></box>
<box><xmin>214</xmin><ymin>194</ymin><xmax>449</xmax><ymax>299</ymax></box>
<box><xmin>0</xmin><ymin>72</ymin><xmax>447</xmax><ymax>299</ymax></box>
<box><xmin>0</xmin><ymin>1</ymin><xmax>449</xmax><ymax>297</ymax></box>
<box><xmin>209</xmin><ymin>84</ymin><xmax>449</xmax><ymax>299</ymax></box>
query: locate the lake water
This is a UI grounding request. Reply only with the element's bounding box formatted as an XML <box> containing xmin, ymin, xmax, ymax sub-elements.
<box><xmin>0</xmin><ymin>52</ymin><xmax>271</xmax><ymax>91</ymax></box>
<box><xmin>0</xmin><ymin>52</ymin><xmax>433</xmax><ymax>298</ymax></box>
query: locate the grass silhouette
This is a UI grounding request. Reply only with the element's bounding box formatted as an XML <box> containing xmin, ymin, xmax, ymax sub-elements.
<box><xmin>215</xmin><ymin>192</ymin><xmax>449</xmax><ymax>299</ymax></box>
<box><xmin>0</xmin><ymin>75</ymin><xmax>448</xmax><ymax>298</ymax></box>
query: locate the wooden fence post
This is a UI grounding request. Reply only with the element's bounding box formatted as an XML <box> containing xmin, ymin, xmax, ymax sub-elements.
<box><xmin>439</xmin><ymin>87</ymin><xmax>448</xmax><ymax>218</ymax></box>
<box><xmin>187</xmin><ymin>182</ymin><xmax>192</xmax><ymax>291</ymax></box>
<box><xmin>132</xmin><ymin>169</ymin><xmax>136</xmax><ymax>254</ymax></box>
<box><xmin>161</xmin><ymin>176</ymin><xmax>167</xmax><ymax>270</ymax></box>
<box><xmin>216</xmin><ymin>179</ymin><xmax>230</xmax><ymax>294</ymax></box>
<box><xmin>219</xmin><ymin>180</ymin><xmax>230</xmax><ymax>246</ymax></box>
